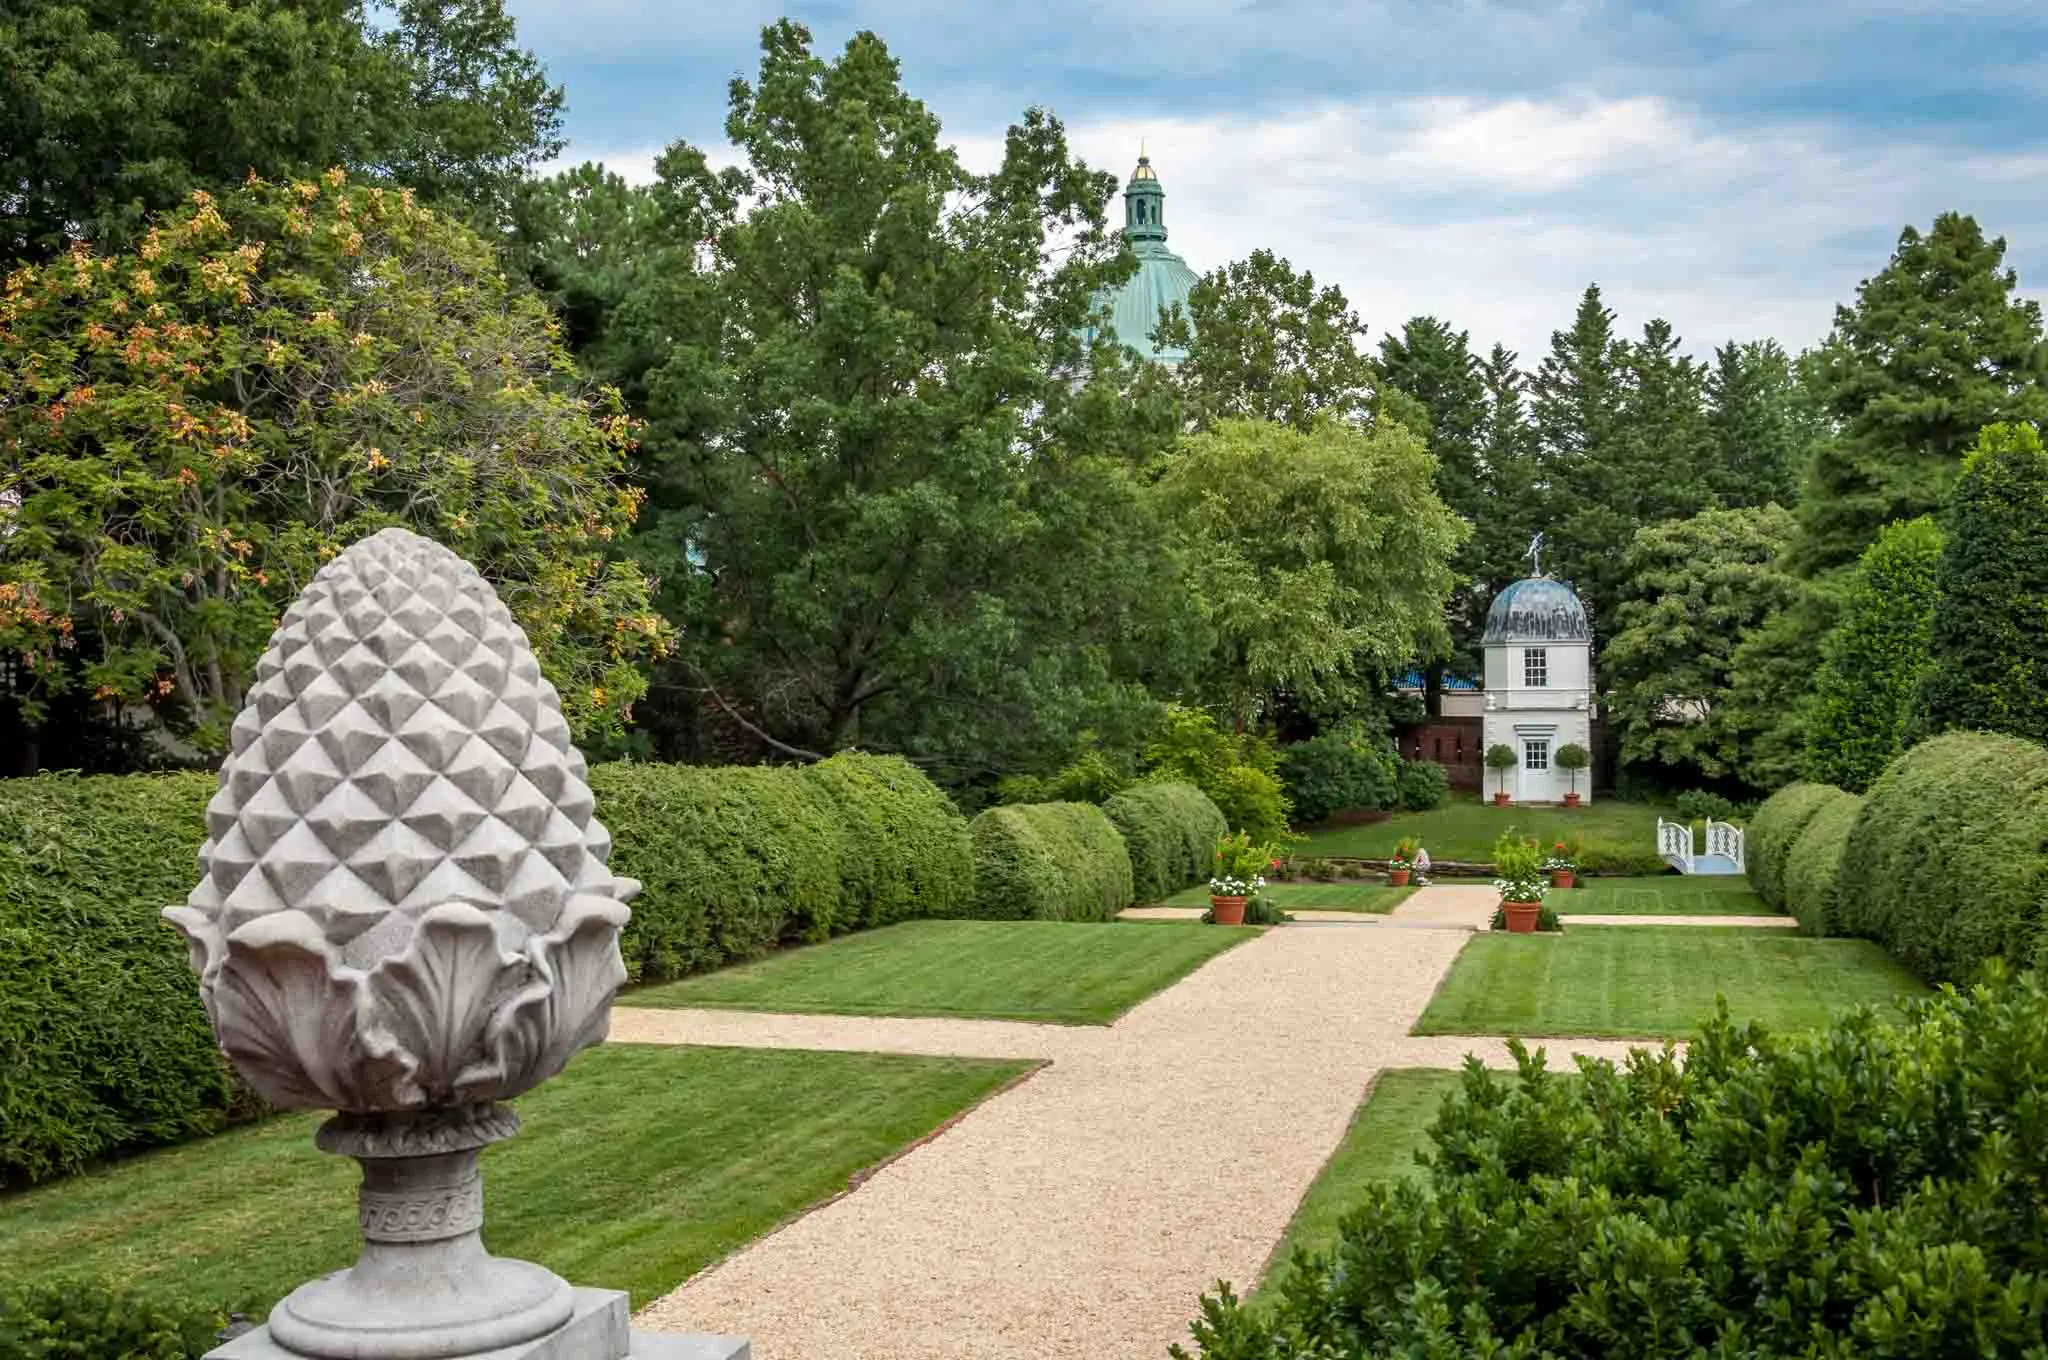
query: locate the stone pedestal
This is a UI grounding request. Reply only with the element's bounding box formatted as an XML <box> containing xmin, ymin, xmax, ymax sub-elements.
<box><xmin>209</xmin><ymin>1289</ymin><xmax>748</xmax><ymax>1360</ymax></box>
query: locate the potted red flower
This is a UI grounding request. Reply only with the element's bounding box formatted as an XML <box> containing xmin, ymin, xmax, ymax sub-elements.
<box><xmin>1544</xmin><ymin>842</ymin><xmax>1578</xmax><ymax>890</ymax></box>
<box><xmin>1386</xmin><ymin>836</ymin><xmax>1419</xmax><ymax>887</ymax></box>
<box><xmin>1491</xmin><ymin>831</ymin><xmax>1548</xmax><ymax>934</ymax></box>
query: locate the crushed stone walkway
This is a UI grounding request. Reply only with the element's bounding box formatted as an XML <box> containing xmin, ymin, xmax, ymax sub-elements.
<box><xmin>620</xmin><ymin>887</ymin><xmax>1650</xmax><ymax>1360</ymax></box>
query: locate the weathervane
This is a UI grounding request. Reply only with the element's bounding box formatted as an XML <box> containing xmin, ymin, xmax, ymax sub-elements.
<box><xmin>1526</xmin><ymin>531</ymin><xmax>1545</xmax><ymax>577</ymax></box>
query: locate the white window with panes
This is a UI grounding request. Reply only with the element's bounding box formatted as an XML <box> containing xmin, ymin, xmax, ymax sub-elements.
<box><xmin>1523</xmin><ymin>647</ymin><xmax>1548</xmax><ymax>687</ymax></box>
<box><xmin>1523</xmin><ymin>738</ymin><xmax>1549</xmax><ymax>771</ymax></box>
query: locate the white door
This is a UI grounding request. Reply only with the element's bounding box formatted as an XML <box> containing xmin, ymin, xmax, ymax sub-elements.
<box><xmin>1517</xmin><ymin>735</ymin><xmax>1558</xmax><ymax>803</ymax></box>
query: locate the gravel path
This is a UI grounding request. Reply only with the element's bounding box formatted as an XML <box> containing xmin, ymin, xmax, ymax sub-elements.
<box><xmin>620</xmin><ymin>901</ymin><xmax>1668</xmax><ymax>1360</ymax></box>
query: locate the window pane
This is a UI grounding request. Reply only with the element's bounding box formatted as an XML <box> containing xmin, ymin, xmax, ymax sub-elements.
<box><xmin>1523</xmin><ymin>739</ymin><xmax>1548</xmax><ymax>770</ymax></box>
<box><xmin>1523</xmin><ymin>647</ymin><xmax>1548</xmax><ymax>687</ymax></box>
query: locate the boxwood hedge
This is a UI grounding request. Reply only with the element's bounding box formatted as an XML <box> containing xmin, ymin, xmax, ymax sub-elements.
<box><xmin>964</xmin><ymin>802</ymin><xmax>1135</xmax><ymax>921</ymax></box>
<box><xmin>1833</xmin><ymin>731</ymin><xmax>2048</xmax><ymax>983</ymax></box>
<box><xmin>0</xmin><ymin>1278</ymin><xmax>223</xmax><ymax>1360</ymax></box>
<box><xmin>1782</xmin><ymin>787</ymin><xmax>1862</xmax><ymax>936</ymax></box>
<box><xmin>2</xmin><ymin>755</ymin><xmax>971</xmax><ymax>1184</ymax></box>
<box><xmin>1744</xmin><ymin>781</ymin><xmax>1841</xmax><ymax>910</ymax></box>
<box><xmin>0</xmin><ymin>771</ymin><xmax>245</xmax><ymax>1187</ymax></box>
<box><xmin>1102</xmin><ymin>781</ymin><xmax>1227</xmax><ymax>903</ymax></box>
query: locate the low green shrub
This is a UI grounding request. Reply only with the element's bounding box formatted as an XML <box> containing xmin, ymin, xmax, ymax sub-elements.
<box><xmin>1102</xmin><ymin>781</ymin><xmax>1227</xmax><ymax>903</ymax></box>
<box><xmin>1395</xmin><ymin>759</ymin><xmax>1449</xmax><ymax>811</ymax></box>
<box><xmin>1673</xmin><ymin>789</ymin><xmax>1754</xmax><ymax>823</ymax></box>
<box><xmin>1783</xmin><ymin>787</ymin><xmax>1862</xmax><ymax>936</ymax></box>
<box><xmin>1276</xmin><ymin>728</ymin><xmax>1398</xmax><ymax>824</ymax></box>
<box><xmin>964</xmin><ymin>802</ymin><xmax>1135</xmax><ymax>921</ymax></box>
<box><xmin>1834</xmin><ymin>731</ymin><xmax>2048</xmax><ymax>983</ymax></box>
<box><xmin>1745</xmin><ymin>781</ymin><xmax>1842</xmax><ymax>909</ymax></box>
<box><xmin>802</xmin><ymin>753</ymin><xmax>973</xmax><ymax>928</ymax></box>
<box><xmin>0</xmin><ymin>1278</ymin><xmax>225</xmax><ymax>1360</ymax></box>
<box><xmin>0</xmin><ymin>772</ymin><xmax>248</xmax><ymax>1187</ymax></box>
<box><xmin>1180</xmin><ymin>970</ymin><xmax>2048</xmax><ymax>1360</ymax></box>
<box><xmin>1143</xmin><ymin>706</ymin><xmax>1292</xmax><ymax>843</ymax></box>
<box><xmin>1573</xmin><ymin>843</ymin><xmax>1669</xmax><ymax>877</ymax></box>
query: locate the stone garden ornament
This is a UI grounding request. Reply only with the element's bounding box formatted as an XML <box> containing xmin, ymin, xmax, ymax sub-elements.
<box><xmin>168</xmin><ymin>528</ymin><xmax>744</xmax><ymax>1360</ymax></box>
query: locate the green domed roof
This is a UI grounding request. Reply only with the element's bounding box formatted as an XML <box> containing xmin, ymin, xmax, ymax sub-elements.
<box><xmin>1086</xmin><ymin>152</ymin><xmax>1198</xmax><ymax>365</ymax></box>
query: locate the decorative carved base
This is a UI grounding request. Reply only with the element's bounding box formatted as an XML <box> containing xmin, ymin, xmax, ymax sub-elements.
<box><xmin>266</xmin><ymin>1109</ymin><xmax>575</xmax><ymax>1360</ymax></box>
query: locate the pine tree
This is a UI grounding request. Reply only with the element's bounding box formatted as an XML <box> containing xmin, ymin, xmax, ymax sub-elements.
<box><xmin>1913</xmin><ymin>422</ymin><xmax>2048</xmax><ymax>745</ymax></box>
<box><xmin>1529</xmin><ymin>285</ymin><xmax>1627</xmax><ymax>633</ymax></box>
<box><xmin>1614</xmin><ymin>318</ymin><xmax>1714</xmax><ymax>525</ymax></box>
<box><xmin>1704</xmin><ymin>339</ymin><xmax>1812</xmax><ymax>509</ymax></box>
<box><xmin>1803</xmin><ymin>517</ymin><xmax>1944</xmax><ymax>791</ymax></box>
<box><xmin>1795</xmin><ymin>214</ymin><xmax>2048</xmax><ymax>577</ymax></box>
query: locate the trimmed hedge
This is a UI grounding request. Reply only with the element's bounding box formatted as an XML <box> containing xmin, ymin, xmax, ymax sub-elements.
<box><xmin>1745</xmin><ymin>781</ymin><xmax>1841</xmax><ymax>910</ymax></box>
<box><xmin>1783</xmin><ymin>788</ymin><xmax>1862</xmax><ymax>936</ymax></box>
<box><xmin>1103</xmin><ymin>781</ymin><xmax>1227</xmax><ymax>903</ymax></box>
<box><xmin>2</xmin><ymin>756</ymin><xmax>970</xmax><ymax>1184</ymax></box>
<box><xmin>964</xmin><ymin>802</ymin><xmax>1135</xmax><ymax>921</ymax></box>
<box><xmin>1834</xmin><ymin>732</ymin><xmax>2048</xmax><ymax>983</ymax></box>
<box><xmin>1395</xmin><ymin>759</ymin><xmax>1450</xmax><ymax>812</ymax></box>
<box><xmin>0</xmin><ymin>1279</ymin><xmax>223</xmax><ymax>1360</ymax></box>
<box><xmin>0</xmin><ymin>772</ymin><xmax>246</xmax><ymax>1187</ymax></box>
<box><xmin>591</xmin><ymin>753</ymin><xmax>972</xmax><ymax>981</ymax></box>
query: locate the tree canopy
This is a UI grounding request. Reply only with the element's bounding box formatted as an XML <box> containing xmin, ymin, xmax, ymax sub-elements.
<box><xmin>1805</xmin><ymin>516</ymin><xmax>1943</xmax><ymax>792</ymax></box>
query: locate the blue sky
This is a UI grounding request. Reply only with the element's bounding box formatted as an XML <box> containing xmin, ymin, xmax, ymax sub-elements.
<box><xmin>507</xmin><ymin>0</ymin><xmax>2048</xmax><ymax>364</ymax></box>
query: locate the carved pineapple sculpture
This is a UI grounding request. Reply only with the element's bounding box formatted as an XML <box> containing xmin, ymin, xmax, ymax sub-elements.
<box><xmin>165</xmin><ymin>527</ymin><xmax>639</xmax><ymax>1114</ymax></box>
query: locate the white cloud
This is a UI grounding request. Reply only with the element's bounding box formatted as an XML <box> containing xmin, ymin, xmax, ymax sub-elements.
<box><xmin>555</xmin><ymin>92</ymin><xmax>2048</xmax><ymax>364</ymax></box>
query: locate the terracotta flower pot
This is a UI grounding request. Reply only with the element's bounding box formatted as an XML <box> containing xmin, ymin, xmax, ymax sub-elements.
<box><xmin>1502</xmin><ymin>900</ymin><xmax>1542</xmax><ymax>934</ymax></box>
<box><xmin>1563</xmin><ymin>792</ymin><xmax>1582</xmax><ymax>808</ymax></box>
<box><xmin>1493</xmin><ymin>791</ymin><xmax>1511</xmax><ymax>807</ymax></box>
<box><xmin>1388</xmin><ymin>869</ymin><xmax>1411</xmax><ymax>887</ymax></box>
<box><xmin>1551</xmin><ymin>869</ymin><xmax>1575</xmax><ymax>890</ymax></box>
<box><xmin>1209</xmin><ymin>895</ymin><xmax>1247</xmax><ymax>926</ymax></box>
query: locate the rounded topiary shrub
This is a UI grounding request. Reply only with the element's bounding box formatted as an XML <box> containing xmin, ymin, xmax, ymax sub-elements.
<box><xmin>591</xmin><ymin>762</ymin><xmax>847</xmax><ymax>980</ymax></box>
<box><xmin>802</xmin><ymin>752</ymin><xmax>972</xmax><ymax>928</ymax></box>
<box><xmin>0</xmin><ymin>771</ymin><xmax>249</xmax><ymax>1187</ymax></box>
<box><xmin>1276</xmin><ymin>729</ymin><xmax>1398</xmax><ymax>824</ymax></box>
<box><xmin>1395</xmin><ymin>759</ymin><xmax>1450</xmax><ymax>811</ymax></box>
<box><xmin>964</xmin><ymin>802</ymin><xmax>1135</xmax><ymax>921</ymax></box>
<box><xmin>1181</xmin><ymin>972</ymin><xmax>2048</xmax><ymax>1360</ymax></box>
<box><xmin>1102</xmin><ymin>781</ymin><xmax>1228</xmax><ymax>903</ymax></box>
<box><xmin>1782</xmin><ymin>787</ymin><xmax>1861</xmax><ymax>935</ymax></box>
<box><xmin>1744</xmin><ymin>781</ymin><xmax>1842</xmax><ymax>910</ymax></box>
<box><xmin>1834</xmin><ymin>731</ymin><xmax>2048</xmax><ymax>982</ymax></box>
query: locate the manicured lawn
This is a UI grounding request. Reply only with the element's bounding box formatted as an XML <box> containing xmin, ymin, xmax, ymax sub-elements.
<box><xmin>627</xmin><ymin>919</ymin><xmax>1254</xmax><ymax>1024</ymax></box>
<box><xmin>1298</xmin><ymin>795</ymin><xmax>1668</xmax><ymax>862</ymax></box>
<box><xmin>1414</xmin><ymin>927</ymin><xmax>1926</xmax><ymax>1039</ymax></box>
<box><xmin>1558</xmin><ymin>875</ymin><xmax>1780</xmax><ymax>915</ymax></box>
<box><xmin>0</xmin><ymin>1044</ymin><xmax>1029</xmax><ymax>1314</ymax></box>
<box><xmin>1253</xmin><ymin>1069</ymin><xmax>1461</xmax><ymax>1302</ymax></box>
<box><xmin>1161</xmin><ymin>881</ymin><xmax>1416</xmax><ymax>913</ymax></box>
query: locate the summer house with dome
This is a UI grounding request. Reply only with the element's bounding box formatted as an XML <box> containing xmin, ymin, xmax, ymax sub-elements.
<box><xmin>1479</xmin><ymin>552</ymin><xmax>1595</xmax><ymax>805</ymax></box>
<box><xmin>1084</xmin><ymin>150</ymin><xmax>1200</xmax><ymax>364</ymax></box>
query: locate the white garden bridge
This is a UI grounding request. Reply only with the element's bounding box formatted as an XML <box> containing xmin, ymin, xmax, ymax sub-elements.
<box><xmin>1657</xmin><ymin>818</ymin><xmax>1746</xmax><ymax>875</ymax></box>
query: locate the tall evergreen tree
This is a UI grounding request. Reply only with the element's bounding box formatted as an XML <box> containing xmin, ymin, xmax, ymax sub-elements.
<box><xmin>1912</xmin><ymin>422</ymin><xmax>2048</xmax><ymax>746</ymax></box>
<box><xmin>1528</xmin><ymin>286</ymin><xmax>1628</xmax><ymax>633</ymax></box>
<box><xmin>1794</xmin><ymin>213</ymin><xmax>2048</xmax><ymax>577</ymax></box>
<box><xmin>1804</xmin><ymin>517</ymin><xmax>1944</xmax><ymax>792</ymax></box>
<box><xmin>1704</xmin><ymin>339</ymin><xmax>1812</xmax><ymax>509</ymax></box>
<box><xmin>1613</xmin><ymin>317</ymin><xmax>1714</xmax><ymax>524</ymax></box>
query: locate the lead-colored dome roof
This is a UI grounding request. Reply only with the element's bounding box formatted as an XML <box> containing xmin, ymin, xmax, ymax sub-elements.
<box><xmin>1085</xmin><ymin>151</ymin><xmax>1197</xmax><ymax>365</ymax></box>
<box><xmin>1482</xmin><ymin>577</ymin><xmax>1590</xmax><ymax>645</ymax></box>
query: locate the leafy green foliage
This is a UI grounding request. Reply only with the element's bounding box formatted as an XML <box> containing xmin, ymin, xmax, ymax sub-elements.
<box><xmin>1553</xmin><ymin>743</ymin><xmax>1590</xmax><ymax>798</ymax></box>
<box><xmin>0</xmin><ymin>772</ymin><xmax>247</xmax><ymax>1185</ymax></box>
<box><xmin>1672</xmin><ymin>789</ymin><xmax>1751</xmax><ymax>823</ymax></box>
<box><xmin>1154</xmin><ymin>417</ymin><xmax>1464</xmax><ymax>729</ymax></box>
<box><xmin>1703</xmin><ymin>338</ymin><xmax>1816</xmax><ymax>509</ymax></box>
<box><xmin>1395</xmin><ymin>759</ymin><xmax>1450</xmax><ymax>812</ymax></box>
<box><xmin>1795</xmin><ymin>214</ymin><xmax>2048</xmax><ymax>578</ymax></box>
<box><xmin>0</xmin><ymin>0</ymin><xmax>563</xmax><ymax>261</ymax></box>
<box><xmin>1101</xmin><ymin>782</ymin><xmax>1228</xmax><ymax>903</ymax></box>
<box><xmin>992</xmin><ymin>748</ymin><xmax>1134</xmax><ymax>808</ymax></box>
<box><xmin>1603</xmin><ymin>506</ymin><xmax>1799</xmax><ymax>785</ymax></box>
<box><xmin>1804</xmin><ymin>517</ymin><xmax>1944</xmax><ymax>790</ymax></box>
<box><xmin>1745</xmin><ymin>782</ymin><xmax>1843</xmax><ymax>911</ymax></box>
<box><xmin>1721</xmin><ymin>576</ymin><xmax>1843</xmax><ymax>791</ymax></box>
<box><xmin>1143</xmin><ymin>706</ymin><xmax>1291</xmax><ymax>843</ymax></box>
<box><xmin>0</xmin><ymin>176</ymin><xmax>665</xmax><ymax>753</ymax></box>
<box><xmin>591</xmin><ymin>756</ymin><xmax>972</xmax><ymax>981</ymax></box>
<box><xmin>1784</xmin><ymin>788</ymin><xmax>1861</xmax><ymax>936</ymax></box>
<box><xmin>0</xmin><ymin>1278</ymin><xmax>223</xmax><ymax>1360</ymax></box>
<box><xmin>1180</xmin><ymin>972</ymin><xmax>2048</xmax><ymax>1360</ymax></box>
<box><xmin>963</xmin><ymin>803</ymin><xmax>1134</xmax><ymax>922</ymax></box>
<box><xmin>1275</xmin><ymin>726</ymin><xmax>1398</xmax><ymax>824</ymax></box>
<box><xmin>601</xmin><ymin>23</ymin><xmax>1187</xmax><ymax>775</ymax></box>
<box><xmin>1835</xmin><ymin>731</ymin><xmax>2048</xmax><ymax>983</ymax></box>
<box><xmin>1913</xmin><ymin>423</ymin><xmax>2048</xmax><ymax>746</ymax></box>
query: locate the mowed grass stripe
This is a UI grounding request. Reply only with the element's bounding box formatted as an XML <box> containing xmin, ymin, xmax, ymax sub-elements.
<box><xmin>1414</xmin><ymin>927</ymin><xmax>1925</xmax><ymax>1039</ymax></box>
<box><xmin>1160</xmin><ymin>881</ymin><xmax>1415</xmax><ymax>913</ymax></box>
<box><xmin>0</xmin><ymin>1044</ymin><xmax>1033</xmax><ymax>1313</ymax></box>
<box><xmin>627</xmin><ymin>919</ymin><xmax>1256</xmax><ymax>1024</ymax></box>
<box><xmin>1560</xmin><ymin>875</ymin><xmax>1779</xmax><ymax>916</ymax></box>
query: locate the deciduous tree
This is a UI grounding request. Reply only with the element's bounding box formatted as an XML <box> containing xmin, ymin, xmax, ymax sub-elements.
<box><xmin>1804</xmin><ymin>517</ymin><xmax>1943</xmax><ymax>791</ymax></box>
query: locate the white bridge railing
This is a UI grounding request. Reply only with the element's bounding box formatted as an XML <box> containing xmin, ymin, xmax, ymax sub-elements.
<box><xmin>1656</xmin><ymin>818</ymin><xmax>1693</xmax><ymax>872</ymax></box>
<box><xmin>1705</xmin><ymin>819</ymin><xmax>1746</xmax><ymax>872</ymax></box>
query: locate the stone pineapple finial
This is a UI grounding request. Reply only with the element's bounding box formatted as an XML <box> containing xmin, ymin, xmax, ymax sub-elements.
<box><xmin>166</xmin><ymin>527</ymin><xmax>640</xmax><ymax>1359</ymax></box>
